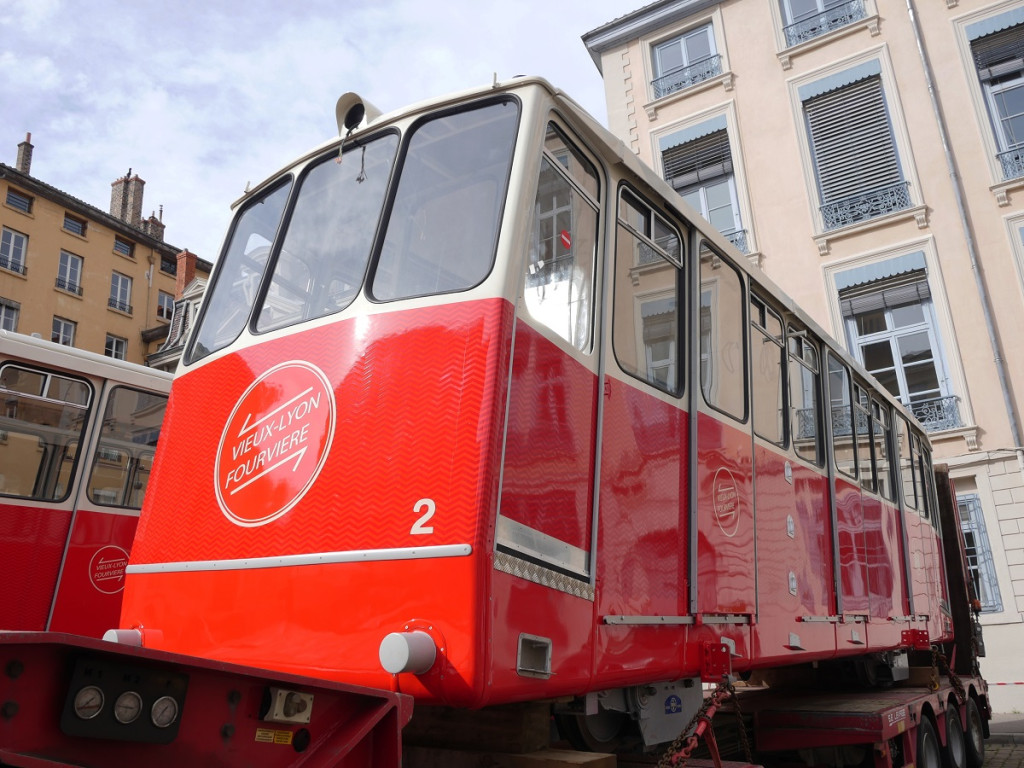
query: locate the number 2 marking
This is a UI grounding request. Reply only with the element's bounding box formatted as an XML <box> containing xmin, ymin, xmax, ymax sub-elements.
<box><xmin>411</xmin><ymin>499</ymin><xmax>435</xmax><ymax>535</ymax></box>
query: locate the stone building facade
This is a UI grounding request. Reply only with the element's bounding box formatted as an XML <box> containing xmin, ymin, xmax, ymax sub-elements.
<box><xmin>584</xmin><ymin>0</ymin><xmax>1024</xmax><ymax>710</ymax></box>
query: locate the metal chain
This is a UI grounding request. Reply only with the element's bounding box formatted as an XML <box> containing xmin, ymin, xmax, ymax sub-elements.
<box><xmin>726</xmin><ymin>680</ymin><xmax>754</xmax><ymax>765</ymax></box>
<box><xmin>656</xmin><ymin>680</ymin><xmax>727</xmax><ymax>768</ymax></box>
<box><xmin>933</xmin><ymin>647</ymin><xmax>967</xmax><ymax>707</ymax></box>
<box><xmin>928</xmin><ymin>648</ymin><xmax>940</xmax><ymax>692</ymax></box>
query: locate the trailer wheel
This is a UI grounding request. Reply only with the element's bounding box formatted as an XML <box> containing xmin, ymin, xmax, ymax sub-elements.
<box><xmin>555</xmin><ymin>710</ymin><xmax>633</xmax><ymax>752</ymax></box>
<box><xmin>918</xmin><ymin>717</ymin><xmax>942</xmax><ymax>768</ymax></box>
<box><xmin>943</xmin><ymin>706</ymin><xmax>966</xmax><ymax>768</ymax></box>
<box><xmin>964</xmin><ymin>699</ymin><xmax>985</xmax><ymax>768</ymax></box>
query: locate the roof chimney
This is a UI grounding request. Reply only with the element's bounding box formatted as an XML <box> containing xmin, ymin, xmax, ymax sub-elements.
<box><xmin>16</xmin><ymin>133</ymin><xmax>33</xmax><ymax>175</ymax></box>
<box><xmin>175</xmin><ymin>249</ymin><xmax>198</xmax><ymax>299</ymax></box>
<box><xmin>110</xmin><ymin>170</ymin><xmax>145</xmax><ymax>228</ymax></box>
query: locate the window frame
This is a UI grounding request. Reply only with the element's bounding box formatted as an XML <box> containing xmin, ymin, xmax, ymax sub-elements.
<box><xmin>5</xmin><ymin>188</ymin><xmax>33</xmax><ymax>214</ymax></box>
<box><xmin>157</xmin><ymin>291</ymin><xmax>175</xmax><ymax>322</ymax></box>
<box><xmin>0</xmin><ymin>227</ymin><xmax>27</xmax><ymax>275</ymax></box>
<box><xmin>109</xmin><ymin>271</ymin><xmax>133</xmax><ymax>314</ymax></box>
<box><xmin>113</xmin><ymin>236</ymin><xmax>134</xmax><ymax>258</ymax></box>
<box><xmin>0</xmin><ymin>297</ymin><xmax>19</xmax><ymax>332</ymax></box>
<box><xmin>51</xmin><ymin>316</ymin><xmax>76</xmax><ymax>347</ymax></box>
<box><xmin>104</xmin><ymin>334</ymin><xmax>128</xmax><ymax>360</ymax></box>
<box><xmin>57</xmin><ymin>251</ymin><xmax>83</xmax><ymax>295</ymax></box>
<box><xmin>63</xmin><ymin>213</ymin><xmax>87</xmax><ymax>237</ymax></box>
<box><xmin>649</xmin><ymin>21</ymin><xmax>723</xmax><ymax>100</ymax></box>
<box><xmin>699</xmin><ymin>242</ymin><xmax>748</xmax><ymax>421</ymax></box>
<box><xmin>788</xmin><ymin>326</ymin><xmax>824</xmax><ymax>467</ymax></box>
<box><xmin>750</xmin><ymin>292</ymin><xmax>787</xmax><ymax>447</ymax></box>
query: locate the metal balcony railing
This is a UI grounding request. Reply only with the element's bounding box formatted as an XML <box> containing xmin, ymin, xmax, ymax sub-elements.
<box><xmin>908</xmin><ymin>395</ymin><xmax>962</xmax><ymax>432</ymax></box>
<box><xmin>55</xmin><ymin>277</ymin><xmax>83</xmax><ymax>295</ymax></box>
<box><xmin>783</xmin><ymin>0</ymin><xmax>867</xmax><ymax>47</ymax></box>
<box><xmin>652</xmin><ymin>55</ymin><xmax>723</xmax><ymax>99</ymax></box>
<box><xmin>724</xmin><ymin>229</ymin><xmax>749</xmax><ymax>254</ymax></box>
<box><xmin>108</xmin><ymin>297</ymin><xmax>133</xmax><ymax>314</ymax></box>
<box><xmin>997</xmin><ymin>148</ymin><xmax>1024</xmax><ymax>181</ymax></box>
<box><xmin>0</xmin><ymin>257</ymin><xmax>26</xmax><ymax>275</ymax></box>
<box><xmin>820</xmin><ymin>181</ymin><xmax>911</xmax><ymax>231</ymax></box>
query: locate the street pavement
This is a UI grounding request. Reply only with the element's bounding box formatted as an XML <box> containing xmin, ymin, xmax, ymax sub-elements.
<box><xmin>987</xmin><ymin>714</ymin><xmax>1024</xmax><ymax>768</ymax></box>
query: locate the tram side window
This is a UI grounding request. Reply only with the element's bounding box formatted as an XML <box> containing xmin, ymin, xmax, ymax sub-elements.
<box><xmin>914</xmin><ymin>434</ymin><xmax>932</xmax><ymax>521</ymax></box>
<box><xmin>257</xmin><ymin>133</ymin><xmax>399</xmax><ymax>333</ymax></box>
<box><xmin>750</xmin><ymin>294</ymin><xmax>785</xmax><ymax>446</ymax></box>
<box><xmin>872</xmin><ymin>400</ymin><xmax>894</xmax><ymax>501</ymax></box>
<box><xmin>525</xmin><ymin>124</ymin><xmax>600</xmax><ymax>351</ymax></box>
<box><xmin>827</xmin><ymin>354</ymin><xmax>856</xmax><ymax>478</ymax></box>
<box><xmin>189</xmin><ymin>181</ymin><xmax>292</xmax><ymax>362</ymax></box>
<box><xmin>854</xmin><ymin>382</ymin><xmax>875</xmax><ymax>493</ymax></box>
<box><xmin>613</xmin><ymin>189</ymin><xmax>683</xmax><ymax>394</ymax></box>
<box><xmin>788</xmin><ymin>329</ymin><xmax>821</xmax><ymax>465</ymax></box>
<box><xmin>896</xmin><ymin>414</ymin><xmax>917</xmax><ymax>510</ymax></box>
<box><xmin>88</xmin><ymin>387</ymin><xmax>169</xmax><ymax>509</ymax></box>
<box><xmin>700</xmin><ymin>242</ymin><xmax>746</xmax><ymax>419</ymax></box>
<box><xmin>0</xmin><ymin>364</ymin><xmax>91</xmax><ymax>501</ymax></box>
<box><xmin>373</xmin><ymin>99</ymin><xmax>520</xmax><ymax>301</ymax></box>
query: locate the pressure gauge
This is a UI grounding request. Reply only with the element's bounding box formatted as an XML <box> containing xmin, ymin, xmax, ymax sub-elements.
<box><xmin>73</xmin><ymin>685</ymin><xmax>104</xmax><ymax>720</ymax></box>
<box><xmin>114</xmin><ymin>691</ymin><xmax>143</xmax><ymax>724</ymax></box>
<box><xmin>151</xmin><ymin>695</ymin><xmax>179</xmax><ymax>728</ymax></box>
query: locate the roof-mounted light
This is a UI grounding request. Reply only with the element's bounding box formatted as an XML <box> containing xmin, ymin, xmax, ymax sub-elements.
<box><xmin>336</xmin><ymin>92</ymin><xmax>382</xmax><ymax>136</ymax></box>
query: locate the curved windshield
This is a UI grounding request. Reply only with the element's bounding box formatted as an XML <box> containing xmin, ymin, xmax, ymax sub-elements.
<box><xmin>189</xmin><ymin>181</ymin><xmax>291</xmax><ymax>362</ymax></box>
<box><xmin>257</xmin><ymin>133</ymin><xmax>399</xmax><ymax>332</ymax></box>
<box><xmin>372</xmin><ymin>99</ymin><xmax>519</xmax><ymax>300</ymax></box>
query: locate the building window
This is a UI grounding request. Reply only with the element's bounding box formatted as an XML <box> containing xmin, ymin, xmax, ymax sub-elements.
<box><xmin>113</xmin><ymin>237</ymin><xmax>134</xmax><ymax>258</ymax></box>
<box><xmin>157</xmin><ymin>291</ymin><xmax>175</xmax><ymax>321</ymax></box>
<box><xmin>957</xmin><ymin>493</ymin><xmax>1003</xmax><ymax>613</ymax></box>
<box><xmin>159</xmin><ymin>255</ymin><xmax>177</xmax><ymax>275</ymax></box>
<box><xmin>109</xmin><ymin>272</ymin><xmax>133</xmax><ymax>314</ymax></box>
<box><xmin>5</xmin><ymin>189</ymin><xmax>32</xmax><ymax>214</ymax></box>
<box><xmin>801</xmin><ymin>62</ymin><xmax>909</xmax><ymax>231</ymax></box>
<box><xmin>52</xmin><ymin>316</ymin><xmax>76</xmax><ymax>346</ymax></box>
<box><xmin>969</xmin><ymin>15</ymin><xmax>1024</xmax><ymax>180</ymax></box>
<box><xmin>614</xmin><ymin>188</ymin><xmax>684</xmax><ymax>395</ymax></box>
<box><xmin>526</xmin><ymin>124</ymin><xmax>600</xmax><ymax>352</ymax></box>
<box><xmin>0</xmin><ymin>297</ymin><xmax>19</xmax><ymax>332</ymax></box>
<box><xmin>661</xmin><ymin>121</ymin><xmax>747</xmax><ymax>252</ymax></box>
<box><xmin>63</xmin><ymin>213</ymin><xmax>87</xmax><ymax>237</ymax></box>
<box><xmin>104</xmin><ymin>334</ymin><xmax>128</xmax><ymax>360</ymax></box>
<box><xmin>781</xmin><ymin>0</ymin><xmax>867</xmax><ymax>47</ymax></box>
<box><xmin>651</xmin><ymin>24</ymin><xmax>721</xmax><ymax>99</ymax></box>
<box><xmin>836</xmin><ymin>253</ymin><xmax>960</xmax><ymax>432</ymax></box>
<box><xmin>0</xmin><ymin>227</ymin><xmax>27</xmax><ymax>275</ymax></box>
<box><xmin>57</xmin><ymin>251</ymin><xmax>83</xmax><ymax>295</ymax></box>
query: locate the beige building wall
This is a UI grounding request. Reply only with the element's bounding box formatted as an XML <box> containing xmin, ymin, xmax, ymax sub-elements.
<box><xmin>586</xmin><ymin>0</ymin><xmax>1024</xmax><ymax>710</ymax></box>
<box><xmin>0</xmin><ymin>139</ymin><xmax>208</xmax><ymax>366</ymax></box>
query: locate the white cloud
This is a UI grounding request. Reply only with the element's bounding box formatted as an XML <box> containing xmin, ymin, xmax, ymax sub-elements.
<box><xmin>1</xmin><ymin>0</ymin><xmax>627</xmax><ymax>262</ymax></box>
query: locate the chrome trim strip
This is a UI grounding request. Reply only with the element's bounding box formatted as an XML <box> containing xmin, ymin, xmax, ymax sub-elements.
<box><xmin>494</xmin><ymin>551</ymin><xmax>594</xmax><ymax>601</ymax></box>
<box><xmin>127</xmin><ymin>544</ymin><xmax>473</xmax><ymax>574</ymax></box>
<box><xmin>496</xmin><ymin>516</ymin><xmax>589</xmax><ymax>575</ymax></box>
<box><xmin>602</xmin><ymin>615</ymin><xmax>695</xmax><ymax>625</ymax></box>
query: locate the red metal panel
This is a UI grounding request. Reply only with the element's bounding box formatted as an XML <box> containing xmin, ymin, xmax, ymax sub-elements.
<box><xmin>0</xmin><ymin>502</ymin><xmax>71</xmax><ymax>630</ymax></box>
<box><xmin>131</xmin><ymin>300</ymin><xmax>512</xmax><ymax>566</ymax></box>
<box><xmin>752</xmin><ymin>447</ymin><xmax>837</xmax><ymax>666</ymax></box>
<box><xmin>48</xmin><ymin>509</ymin><xmax>138</xmax><ymax>637</ymax></box>
<box><xmin>865</xmin><ymin>498</ymin><xmax>907</xmax><ymax>648</ymax></box>
<box><xmin>593</xmin><ymin>377</ymin><xmax>689</xmax><ymax>685</ymax></box>
<box><xmin>835</xmin><ymin>477</ymin><xmax>869</xmax><ymax>616</ymax></box>
<box><xmin>696</xmin><ymin>412</ymin><xmax>754</xmax><ymax>615</ymax></box>
<box><xmin>499</xmin><ymin>322</ymin><xmax>597</xmax><ymax>552</ymax></box>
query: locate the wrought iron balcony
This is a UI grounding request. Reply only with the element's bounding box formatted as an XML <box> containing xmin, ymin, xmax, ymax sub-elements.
<box><xmin>783</xmin><ymin>0</ymin><xmax>867</xmax><ymax>47</ymax></box>
<box><xmin>652</xmin><ymin>55</ymin><xmax>723</xmax><ymax>99</ymax></box>
<box><xmin>0</xmin><ymin>257</ymin><xmax>26</xmax><ymax>275</ymax></box>
<box><xmin>108</xmin><ymin>297</ymin><xmax>133</xmax><ymax>314</ymax></box>
<box><xmin>55</xmin><ymin>277</ymin><xmax>83</xmax><ymax>295</ymax></box>
<box><xmin>724</xmin><ymin>229</ymin><xmax>749</xmax><ymax>254</ymax></box>
<box><xmin>819</xmin><ymin>181</ymin><xmax>911</xmax><ymax>231</ymax></box>
<box><xmin>997</xmin><ymin>148</ymin><xmax>1024</xmax><ymax>181</ymax></box>
<box><xmin>909</xmin><ymin>395</ymin><xmax>962</xmax><ymax>432</ymax></box>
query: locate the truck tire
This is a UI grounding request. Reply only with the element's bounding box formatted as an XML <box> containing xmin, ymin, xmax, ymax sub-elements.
<box><xmin>964</xmin><ymin>699</ymin><xmax>985</xmax><ymax>768</ymax></box>
<box><xmin>944</xmin><ymin>706</ymin><xmax>966</xmax><ymax>768</ymax></box>
<box><xmin>918</xmin><ymin>717</ymin><xmax>942</xmax><ymax>768</ymax></box>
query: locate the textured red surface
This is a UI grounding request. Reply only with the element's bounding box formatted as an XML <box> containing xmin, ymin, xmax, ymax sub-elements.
<box><xmin>0</xmin><ymin>502</ymin><xmax>70</xmax><ymax>630</ymax></box>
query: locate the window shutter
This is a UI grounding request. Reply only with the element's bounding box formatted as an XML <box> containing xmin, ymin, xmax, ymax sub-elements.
<box><xmin>839</xmin><ymin>271</ymin><xmax>930</xmax><ymax>316</ymax></box>
<box><xmin>804</xmin><ymin>77</ymin><xmax>902</xmax><ymax>203</ymax></box>
<box><xmin>662</xmin><ymin>130</ymin><xmax>733</xmax><ymax>190</ymax></box>
<box><xmin>972</xmin><ymin>24</ymin><xmax>1024</xmax><ymax>79</ymax></box>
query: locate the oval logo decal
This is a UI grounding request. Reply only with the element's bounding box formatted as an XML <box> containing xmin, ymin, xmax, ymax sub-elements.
<box><xmin>215</xmin><ymin>361</ymin><xmax>336</xmax><ymax>527</ymax></box>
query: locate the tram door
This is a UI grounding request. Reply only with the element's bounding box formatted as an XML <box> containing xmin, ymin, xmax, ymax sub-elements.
<box><xmin>495</xmin><ymin>122</ymin><xmax>602</xmax><ymax>591</ymax></box>
<box><xmin>695</xmin><ymin>243</ymin><xmax>755</xmax><ymax>616</ymax></box>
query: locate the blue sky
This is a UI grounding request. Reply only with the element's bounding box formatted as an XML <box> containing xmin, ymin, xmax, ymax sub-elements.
<box><xmin>1</xmin><ymin>0</ymin><xmax>629</xmax><ymax>262</ymax></box>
